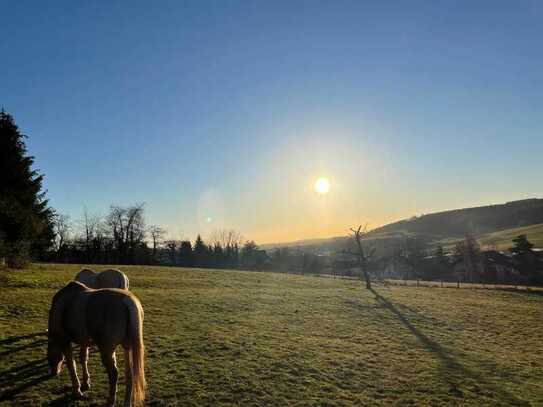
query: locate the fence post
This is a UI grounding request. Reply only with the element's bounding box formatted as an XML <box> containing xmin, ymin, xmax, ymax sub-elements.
<box><xmin>457</xmin><ymin>280</ymin><xmax>460</xmax><ymax>289</ymax></box>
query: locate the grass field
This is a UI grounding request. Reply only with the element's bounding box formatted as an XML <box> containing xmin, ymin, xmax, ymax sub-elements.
<box><xmin>436</xmin><ymin>223</ymin><xmax>543</xmax><ymax>251</ymax></box>
<box><xmin>477</xmin><ymin>223</ymin><xmax>543</xmax><ymax>251</ymax></box>
<box><xmin>1</xmin><ymin>264</ymin><xmax>542</xmax><ymax>406</ymax></box>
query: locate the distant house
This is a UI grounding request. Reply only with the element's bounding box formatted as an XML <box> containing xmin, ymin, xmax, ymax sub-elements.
<box><xmin>511</xmin><ymin>249</ymin><xmax>543</xmax><ymax>284</ymax></box>
<box><xmin>381</xmin><ymin>257</ymin><xmax>411</xmax><ymax>280</ymax></box>
<box><xmin>452</xmin><ymin>250</ymin><xmax>521</xmax><ymax>283</ymax></box>
<box><xmin>482</xmin><ymin>251</ymin><xmax>522</xmax><ymax>283</ymax></box>
<box><xmin>331</xmin><ymin>253</ymin><xmax>358</xmax><ymax>277</ymax></box>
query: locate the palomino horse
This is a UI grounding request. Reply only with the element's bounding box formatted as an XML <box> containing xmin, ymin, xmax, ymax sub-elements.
<box><xmin>75</xmin><ymin>268</ymin><xmax>130</xmax><ymax>289</ymax></box>
<box><xmin>47</xmin><ymin>281</ymin><xmax>145</xmax><ymax>406</ymax></box>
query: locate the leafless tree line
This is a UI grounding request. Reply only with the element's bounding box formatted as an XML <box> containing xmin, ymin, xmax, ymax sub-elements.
<box><xmin>52</xmin><ymin>203</ymin><xmax>156</xmax><ymax>264</ymax></box>
<box><xmin>50</xmin><ymin>204</ymin><xmax>254</xmax><ymax>268</ymax></box>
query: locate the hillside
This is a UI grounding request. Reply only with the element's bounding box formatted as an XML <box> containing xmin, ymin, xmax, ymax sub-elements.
<box><xmin>264</xmin><ymin>199</ymin><xmax>543</xmax><ymax>252</ymax></box>
<box><xmin>474</xmin><ymin>223</ymin><xmax>543</xmax><ymax>250</ymax></box>
<box><xmin>372</xmin><ymin>198</ymin><xmax>543</xmax><ymax>239</ymax></box>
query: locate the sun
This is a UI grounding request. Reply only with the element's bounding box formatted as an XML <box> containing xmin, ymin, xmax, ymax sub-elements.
<box><xmin>314</xmin><ymin>177</ymin><xmax>330</xmax><ymax>194</ymax></box>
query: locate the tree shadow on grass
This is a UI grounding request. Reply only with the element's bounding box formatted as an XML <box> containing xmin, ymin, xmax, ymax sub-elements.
<box><xmin>0</xmin><ymin>358</ymin><xmax>50</xmax><ymax>401</ymax></box>
<box><xmin>496</xmin><ymin>288</ymin><xmax>543</xmax><ymax>297</ymax></box>
<box><xmin>0</xmin><ymin>333</ymin><xmax>56</xmax><ymax>402</ymax></box>
<box><xmin>50</xmin><ymin>393</ymin><xmax>79</xmax><ymax>406</ymax></box>
<box><xmin>0</xmin><ymin>331</ymin><xmax>47</xmax><ymax>346</ymax></box>
<box><xmin>0</xmin><ymin>358</ymin><xmax>82</xmax><ymax>405</ymax></box>
<box><xmin>369</xmin><ymin>288</ymin><xmax>526</xmax><ymax>405</ymax></box>
<box><xmin>0</xmin><ymin>338</ymin><xmax>48</xmax><ymax>357</ymax></box>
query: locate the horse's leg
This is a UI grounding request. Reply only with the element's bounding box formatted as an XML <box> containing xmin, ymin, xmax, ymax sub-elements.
<box><xmin>64</xmin><ymin>345</ymin><xmax>84</xmax><ymax>399</ymax></box>
<box><xmin>79</xmin><ymin>345</ymin><xmax>90</xmax><ymax>392</ymax></box>
<box><xmin>100</xmin><ymin>348</ymin><xmax>118</xmax><ymax>407</ymax></box>
<box><xmin>122</xmin><ymin>343</ymin><xmax>132</xmax><ymax>407</ymax></box>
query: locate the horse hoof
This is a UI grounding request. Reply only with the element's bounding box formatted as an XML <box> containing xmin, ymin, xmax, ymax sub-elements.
<box><xmin>73</xmin><ymin>391</ymin><xmax>85</xmax><ymax>400</ymax></box>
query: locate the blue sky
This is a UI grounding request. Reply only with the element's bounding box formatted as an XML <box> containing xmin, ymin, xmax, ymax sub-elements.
<box><xmin>1</xmin><ymin>1</ymin><xmax>542</xmax><ymax>243</ymax></box>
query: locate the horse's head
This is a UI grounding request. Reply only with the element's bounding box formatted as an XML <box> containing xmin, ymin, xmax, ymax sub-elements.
<box><xmin>47</xmin><ymin>281</ymin><xmax>86</xmax><ymax>377</ymax></box>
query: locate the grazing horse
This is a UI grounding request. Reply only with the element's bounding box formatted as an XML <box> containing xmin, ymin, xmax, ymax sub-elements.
<box><xmin>47</xmin><ymin>281</ymin><xmax>145</xmax><ymax>406</ymax></box>
<box><xmin>75</xmin><ymin>268</ymin><xmax>130</xmax><ymax>289</ymax></box>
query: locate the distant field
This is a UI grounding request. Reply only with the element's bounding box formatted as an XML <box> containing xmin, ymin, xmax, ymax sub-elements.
<box><xmin>477</xmin><ymin>223</ymin><xmax>543</xmax><ymax>250</ymax></box>
<box><xmin>1</xmin><ymin>264</ymin><xmax>542</xmax><ymax>406</ymax></box>
<box><xmin>435</xmin><ymin>223</ymin><xmax>543</xmax><ymax>251</ymax></box>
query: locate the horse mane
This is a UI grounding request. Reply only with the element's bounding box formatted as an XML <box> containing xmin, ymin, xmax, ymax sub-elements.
<box><xmin>52</xmin><ymin>281</ymin><xmax>87</xmax><ymax>303</ymax></box>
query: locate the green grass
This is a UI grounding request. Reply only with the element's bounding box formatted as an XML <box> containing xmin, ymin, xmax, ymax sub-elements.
<box><xmin>477</xmin><ymin>223</ymin><xmax>543</xmax><ymax>251</ymax></box>
<box><xmin>434</xmin><ymin>223</ymin><xmax>543</xmax><ymax>252</ymax></box>
<box><xmin>1</xmin><ymin>264</ymin><xmax>542</xmax><ymax>406</ymax></box>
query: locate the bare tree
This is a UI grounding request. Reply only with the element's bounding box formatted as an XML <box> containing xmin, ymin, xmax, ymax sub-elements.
<box><xmin>164</xmin><ymin>240</ymin><xmax>179</xmax><ymax>265</ymax></box>
<box><xmin>148</xmin><ymin>225</ymin><xmax>166</xmax><ymax>263</ymax></box>
<box><xmin>395</xmin><ymin>235</ymin><xmax>428</xmax><ymax>280</ymax></box>
<box><xmin>209</xmin><ymin>229</ymin><xmax>243</xmax><ymax>248</ymax></box>
<box><xmin>209</xmin><ymin>229</ymin><xmax>243</xmax><ymax>268</ymax></box>
<box><xmin>345</xmin><ymin>225</ymin><xmax>375</xmax><ymax>289</ymax></box>
<box><xmin>53</xmin><ymin>213</ymin><xmax>71</xmax><ymax>253</ymax></box>
<box><xmin>106</xmin><ymin>203</ymin><xmax>146</xmax><ymax>263</ymax></box>
<box><xmin>453</xmin><ymin>234</ymin><xmax>481</xmax><ymax>282</ymax></box>
<box><xmin>82</xmin><ymin>209</ymin><xmax>94</xmax><ymax>256</ymax></box>
<box><xmin>80</xmin><ymin>210</ymin><xmax>107</xmax><ymax>262</ymax></box>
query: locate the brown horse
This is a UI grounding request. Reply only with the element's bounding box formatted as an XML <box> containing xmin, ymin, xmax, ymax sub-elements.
<box><xmin>75</xmin><ymin>268</ymin><xmax>130</xmax><ymax>289</ymax></box>
<box><xmin>47</xmin><ymin>281</ymin><xmax>145</xmax><ymax>406</ymax></box>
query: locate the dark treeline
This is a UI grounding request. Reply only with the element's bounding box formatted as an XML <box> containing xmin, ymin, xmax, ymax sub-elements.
<box><xmin>47</xmin><ymin>204</ymin><xmax>337</xmax><ymax>274</ymax></box>
<box><xmin>346</xmin><ymin>233</ymin><xmax>543</xmax><ymax>286</ymax></box>
<box><xmin>24</xmin><ymin>200</ymin><xmax>543</xmax><ymax>286</ymax></box>
<box><xmin>47</xmin><ymin>205</ymin><xmax>271</xmax><ymax>270</ymax></box>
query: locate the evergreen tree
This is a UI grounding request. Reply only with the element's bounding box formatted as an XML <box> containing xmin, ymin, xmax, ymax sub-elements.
<box><xmin>433</xmin><ymin>245</ymin><xmax>451</xmax><ymax>280</ymax></box>
<box><xmin>178</xmin><ymin>240</ymin><xmax>194</xmax><ymax>267</ymax></box>
<box><xmin>509</xmin><ymin>234</ymin><xmax>534</xmax><ymax>255</ymax></box>
<box><xmin>0</xmin><ymin>110</ymin><xmax>54</xmax><ymax>267</ymax></box>
<box><xmin>212</xmin><ymin>243</ymin><xmax>224</xmax><ymax>268</ymax></box>
<box><xmin>510</xmin><ymin>235</ymin><xmax>538</xmax><ymax>284</ymax></box>
<box><xmin>193</xmin><ymin>235</ymin><xmax>208</xmax><ymax>267</ymax></box>
<box><xmin>434</xmin><ymin>245</ymin><xmax>449</xmax><ymax>266</ymax></box>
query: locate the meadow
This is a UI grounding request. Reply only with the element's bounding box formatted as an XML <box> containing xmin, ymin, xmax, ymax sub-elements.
<box><xmin>435</xmin><ymin>223</ymin><xmax>543</xmax><ymax>252</ymax></box>
<box><xmin>477</xmin><ymin>223</ymin><xmax>543</xmax><ymax>251</ymax></box>
<box><xmin>1</xmin><ymin>264</ymin><xmax>542</xmax><ymax>406</ymax></box>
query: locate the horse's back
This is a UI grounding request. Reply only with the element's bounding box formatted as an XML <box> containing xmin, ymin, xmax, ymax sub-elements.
<box><xmin>86</xmin><ymin>289</ymin><xmax>132</xmax><ymax>346</ymax></box>
<box><xmin>97</xmin><ymin>269</ymin><xmax>129</xmax><ymax>289</ymax></box>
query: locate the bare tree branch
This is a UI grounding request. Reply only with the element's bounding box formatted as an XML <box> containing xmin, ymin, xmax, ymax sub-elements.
<box><xmin>347</xmin><ymin>224</ymin><xmax>375</xmax><ymax>289</ymax></box>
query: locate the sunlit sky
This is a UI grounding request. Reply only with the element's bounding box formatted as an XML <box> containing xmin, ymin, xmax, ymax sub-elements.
<box><xmin>2</xmin><ymin>1</ymin><xmax>542</xmax><ymax>244</ymax></box>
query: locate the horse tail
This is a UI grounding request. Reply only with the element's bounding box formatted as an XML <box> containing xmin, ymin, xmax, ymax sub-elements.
<box><xmin>125</xmin><ymin>296</ymin><xmax>145</xmax><ymax>405</ymax></box>
<box><xmin>122</xmin><ymin>272</ymin><xmax>129</xmax><ymax>290</ymax></box>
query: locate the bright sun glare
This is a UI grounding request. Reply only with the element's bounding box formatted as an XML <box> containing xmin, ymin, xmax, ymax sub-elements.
<box><xmin>314</xmin><ymin>177</ymin><xmax>330</xmax><ymax>194</ymax></box>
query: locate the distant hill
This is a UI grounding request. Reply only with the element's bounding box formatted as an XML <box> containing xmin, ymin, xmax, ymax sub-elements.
<box><xmin>262</xmin><ymin>198</ymin><xmax>543</xmax><ymax>252</ymax></box>
<box><xmin>371</xmin><ymin>198</ymin><xmax>543</xmax><ymax>239</ymax></box>
<box><xmin>260</xmin><ymin>236</ymin><xmax>347</xmax><ymax>250</ymax></box>
<box><xmin>456</xmin><ymin>222</ymin><xmax>543</xmax><ymax>251</ymax></box>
